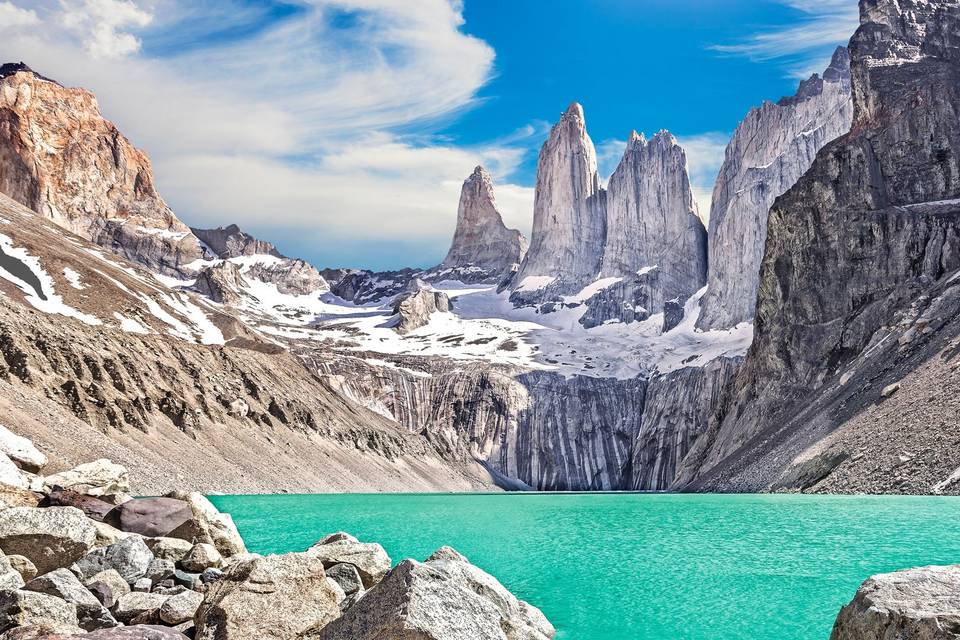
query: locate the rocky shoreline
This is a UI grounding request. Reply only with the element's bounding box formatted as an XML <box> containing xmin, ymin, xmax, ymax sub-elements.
<box><xmin>0</xmin><ymin>433</ymin><xmax>554</xmax><ymax>639</ymax></box>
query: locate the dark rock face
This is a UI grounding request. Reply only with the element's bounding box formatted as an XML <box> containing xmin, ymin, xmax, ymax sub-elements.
<box><xmin>437</xmin><ymin>166</ymin><xmax>527</xmax><ymax>283</ymax></box>
<box><xmin>675</xmin><ymin>0</ymin><xmax>960</xmax><ymax>491</ymax></box>
<box><xmin>190</xmin><ymin>225</ymin><xmax>281</xmax><ymax>259</ymax></box>
<box><xmin>698</xmin><ymin>47</ymin><xmax>853</xmax><ymax>330</ymax></box>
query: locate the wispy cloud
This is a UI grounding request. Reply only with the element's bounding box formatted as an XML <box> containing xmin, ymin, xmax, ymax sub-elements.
<box><xmin>0</xmin><ymin>0</ymin><xmax>535</xmax><ymax>269</ymax></box>
<box><xmin>710</xmin><ymin>0</ymin><xmax>858</xmax><ymax>78</ymax></box>
<box><xmin>677</xmin><ymin>132</ymin><xmax>730</xmax><ymax>222</ymax></box>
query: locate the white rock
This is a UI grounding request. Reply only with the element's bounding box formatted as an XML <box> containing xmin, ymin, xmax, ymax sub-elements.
<box><xmin>43</xmin><ymin>459</ymin><xmax>130</xmax><ymax>501</ymax></box>
<box><xmin>0</xmin><ymin>424</ymin><xmax>46</xmax><ymax>472</ymax></box>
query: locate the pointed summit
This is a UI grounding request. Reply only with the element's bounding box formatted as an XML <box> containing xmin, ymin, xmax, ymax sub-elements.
<box><xmin>601</xmin><ymin>128</ymin><xmax>706</xmax><ymax>306</ymax></box>
<box><xmin>440</xmin><ymin>165</ymin><xmax>527</xmax><ymax>283</ymax></box>
<box><xmin>512</xmin><ymin>102</ymin><xmax>604</xmax><ymax>289</ymax></box>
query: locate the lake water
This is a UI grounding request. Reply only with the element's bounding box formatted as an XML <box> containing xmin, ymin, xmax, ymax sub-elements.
<box><xmin>209</xmin><ymin>493</ymin><xmax>960</xmax><ymax>640</ymax></box>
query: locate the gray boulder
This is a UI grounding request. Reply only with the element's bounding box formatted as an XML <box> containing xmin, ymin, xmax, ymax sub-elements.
<box><xmin>158</xmin><ymin>589</ymin><xmax>203</xmax><ymax>625</ymax></box>
<box><xmin>112</xmin><ymin>592</ymin><xmax>169</xmax><ymax>624</ymax></box>
<box><xmin>318</xmin><ymin>546</ymin><xmax>554</xmax><ymax>640</ymax></box>
<box><xmin>0</xmin><ymin>589</ymin><xmax>78</xmax><ymax>632</ymax></box>
<box><xmin>78</xmin><ymin>624</ymin><xmax>190</xmax><ymax>639</ymax></box>
<box><xmin>0</xmin><ymin>507</ymin><xmax>96</xmax><ymax>575</ymax></box>
<box><xmin>103</xmin><ymin>498</ymin><xmax>194</xmax><ymax>539</ymax></box>
<box><xmin>831</xmin><ymin>564</ymin><xmax>960</xmax><ymax>639</ymax></box>
<box><xmin>0</xmin><ymin>425</ymin><xmax>46</xmax><ymax>473</ymax></box>
<box><xmin>83</xmin><ymin>570</ymin><xmax>129</xmax><ymax>609</ymax></box>
<box><xmin>143</xmin><ymin>538</ymin><xmax>192</xmax><ymax>564</ymax></box>
<box><xmin>325</xmin><ymin>563</ymin><xmax>363</xmax><ymax>596</ymax></box>
<box><xmin>24</xmin><ymin>568</ymin><xmax>116</xmax><ymax>630</ymax></box>
<box><xmin>163</xmin><ymin>492</ymin><xmax>247</xmax><ymax>558</ymax></box>
<box><xmin>71</xmin><ymin>537</ymin><xmax>153</xmax><ymax>584</ymax></box>
<box><xmin>391</xmin><ymin>287</ymin><xmax>451</xmax><ymax>334</ymax></box>
<box><xmin>194</xmin><ymin>552</ymin><xmax>341</xmax><ymax>640</ymax></box>
<box><xmin>6</xmin><ymin>556</ymin><xmax>35</xmax><ymax>583</ymax></box>
<box><xmin>143</xmin><ymin>559</ymin><xmax>174</xmax><ymax>586</ymax></box>
<box><xmin>179</xmin><ymin>543</ymin><xmax>221</xmax><ymax>573</ymax></box>
<box><xmin>306</xmin><ymin>532</ymin><xmax>391</xmax><ymax>589</ymax></box>
<box><xmin>0</xmin><ymin>556</ymin><xmax>24</xmax><ymax>590</ymax></box>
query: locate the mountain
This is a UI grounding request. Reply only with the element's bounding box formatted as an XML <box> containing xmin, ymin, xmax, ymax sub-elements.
<box><xmin>697</xmin><ymin>48</ymin><xmax>853</xmax><ymax>331</ymax></box>
<box><xmin>434</xmin><ymin>166</ymin><xmax>527</xmax><ymax>284</ymax></box>
<box><xmin>0</xmin><ymin>63</ymin><xmax>207</xmax><ymax>276</ymax></box>
<box><xmin>512</xmin><ymin>102</ymin><xmax>606</xmax><ymax>289</ymax></box>
<box><xmin>676</xmin><ymin>0</ymin><xmax>960</xmax><ymax>493</ymax></box>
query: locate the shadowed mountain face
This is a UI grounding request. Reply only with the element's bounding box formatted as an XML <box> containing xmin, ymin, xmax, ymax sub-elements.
<box><xmin>676</xmin><ymin>0</ymin><xmax>960</xmax><ymax>492</ymax></box>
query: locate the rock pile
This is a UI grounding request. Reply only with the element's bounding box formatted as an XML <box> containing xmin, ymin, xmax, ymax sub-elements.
<box><xmin>0</xmin><ymin>433</ymin><xmax>554</xmax><ymax>639</ymax></box>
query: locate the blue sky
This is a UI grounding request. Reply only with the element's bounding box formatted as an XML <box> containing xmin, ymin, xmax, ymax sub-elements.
<box><xmin>0</xmin><ymin>0</ymin><xmax>858</xmax><ymax>270</ymax></box>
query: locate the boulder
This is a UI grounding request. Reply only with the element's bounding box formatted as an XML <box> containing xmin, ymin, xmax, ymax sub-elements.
<box><xmin>24</xmin><ymin>569</ymin><xmax>116</xmax><ymax>631</ymax></box>
<box><xmin>131</xmin><ymin>578</ymin><xmax>151</xmax><ymax>593</ymax></box>
<box><xmin>0</xmin><ymin>507</ymin><xmax>96</xmax><ymax>575</ymax></box>
<box><xmin>317</xmin><ymin>546</ymin><xmax>554</xmax><ymax>640</ymax></box>
<box><xmin>180</xmin><ymin>543</ymin><xmax>221</xmax><ymax>573</ymax></box>
<box><xmin>194</xmin><ymin>552</ymin><xmax>341</xmax><ymax>640</ymax></box>
<box><xmin>831</xmin><ymin>564</ymin><xmax>960</xmax><ymax>639</ymax></box>
<box><xmin>158</xmin><ymin>589</ymin><xmax>203</xmax><ymax>625</ymax></box>
<box><xmin>0</xmin><ymin>555</ymin><xmax>24</xmax><ymax>590</ymax></box>
<box><xmin>0</xmin><ymin>486</ymin><xmax>40</xmax><ymax>509</ymax></box>
<box><xmin>111</xmin><ymin>592</ymin><xmax>169</xmax><ymax>624</ymax></box>
<box><xmin>306</xmin><ymin>532</ymin><xmax>390</xmax><ymax>589</ymax></box>
<box><xmin>143</xmin><ymin>538</ymin><xmax>192</xmax><ymax>564</ymax></box>
<box><xmin>90</xmin><ymin>522</ymin><xmax>137</xmax><ymax>549</ymax></box>
<box><xmin>172</xmin><ymin>571</ymin><xmax>199</xmax><ymax>591</ymax></box>
<box><xmin>0</xmin><ymin>454</ymin><xmax>27</xmax><ymax>490</ymax></box>
<box><xmin>7</xmin><ymin>555</ymin><xmax>36</xmax><ymax>582</ymax></box>
<box><xmin>82</xmin><ymin>570</ymin><xmax>129</xmax><ymax>609</ymax></box>
<box><xmin>325</xmin><ymin>563</ymin><xmax>363</xmax><ymax>596</ymax></box>
<box><xmin>0</xmin><ymin>622</ymin><xmax>85</xmax><ymax>639</ymax></box>
<box><xmin>46</xmin><ymin>489</ymin><xmax>114</xmax><ymax>522</ymax></box>
<box><xmin>77</xmin><ymin>625</ymin><xmax>190</xmax><ymax>639</ymax></box>
<box><xmin>199</xmin><ymin>568</ymin><xmax>223</xmax><ymax>585</ymax></box>
<box><xmin>0</xmin><ymin>426</ymin><xmax>45</xmax><ymax>473</ymax></box>
<box><xmin>391</xmin><ymin>288</ymin><xmax>451</xmax><ymax>334</ymax></box>
<box><xmin>143</xmin><ymin>559</ymin><xmax>174</xmax><ymax>585</ymax></box>
<box><xmin>71</xmin><ymin>537</ymin><xmax>153</xmax><ymax>584</ymax></box>
<box><xmin>163</xmin><ymin>492</ymin><xmax>246</xmax><ymax>557</ymax></box>
<box><xmin>0</xmin><ymin>590</ymin><xmax>78</xmax><ymax>632</ymax></box>
<box><xmin>44</xmin><ymin>460</ymin><xmax>129</xmax><ymax>502</ymax></box>
<box><xmin>103</xmin><ymin>499</ymin><xmax>193</xmax><ymax>540</ymax></box>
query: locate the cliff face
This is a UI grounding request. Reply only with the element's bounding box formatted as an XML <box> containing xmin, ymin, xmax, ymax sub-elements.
<box><xmin>697</xmin><ymin>48</ymin><xmax>853</xmax><ymax>330</ymax></box>
<box><xmin>0</xmin><ymin>64</ymin><xmax>206</xmax><ymax>276</ymax></box>
<box><xmin>438</xmin><ymin>166</ymin><xmax>527</xmax><ymax>283</ymax></box>
<box><xmin>602</xmin><ymin>130</ymin><xmax>707</xmax><ymax>314</ymax></box>
<box><xmin>676</xmin><ymin>0</ymin><xmax>960</xmax><ymax>491</ymax></box>
<box><xmin>192</xmin><ymin>224</ymin><xmax>282</xmax><ymax>259</ymax></box>
<box><xmin>512</xmin><ymin>102</ymin><xmax>606</xmax><ymax>289</ymax></box>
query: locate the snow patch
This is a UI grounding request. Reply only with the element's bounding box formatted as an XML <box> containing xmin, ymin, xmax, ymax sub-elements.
<box><xmin>562</xmin><ymin>277</ymin><xmax>623</xmax><ymax>304</ymax></box>
<box><xmin>514</xmin><ymin>276</ymin><xmax>556</xmax><ymax>292</ymax></box>
<box><xmin>113</xmin><ymin>312</ymin><xmax>151</xmax><ymax>335</ymax></box>
<box><xmin>62</xmin><ymin>267</ymin><xmax>84</xmax><ymax>290</ymax></box>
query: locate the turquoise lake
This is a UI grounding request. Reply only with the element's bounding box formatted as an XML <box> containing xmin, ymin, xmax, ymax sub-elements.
<box><xmin>209</xmin><ymin>493</ymin><xmax>960</xmax><ymax>640</ymax></box>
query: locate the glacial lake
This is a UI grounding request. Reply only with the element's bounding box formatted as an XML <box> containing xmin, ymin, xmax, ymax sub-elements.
<box><xmin>209</xmin><ymin>493</ymin><xmax>960</xmax><ymax>640</ymax></box>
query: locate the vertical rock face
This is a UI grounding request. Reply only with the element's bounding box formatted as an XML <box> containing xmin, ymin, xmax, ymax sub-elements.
<box><xmin>697</xmin><ymin>47</ymin><xmax>853</xmax><ymax>330</ymax></box>
<box><xmin>0</xmin><ymin>64</ymin><xmax>205</xmax><ymax>276</ymax></box>
<box><xmin>512</xmin><ymin>102</ymin><xmax>606</xmax><ymax>288</ymax></box>
<box><xmin>676</xmin><ymin>0</ymin><xmax>960</xmax><ymax>490</ymax></box>
<box><xmin>439</xmin><ymin>166</ymin><xmax>527</xmax><ymax>283</ymax></box>
<box><xmin>602</xmin><ymin>130</ymin><xmax>707</xmax><ymax>310</ymax></box>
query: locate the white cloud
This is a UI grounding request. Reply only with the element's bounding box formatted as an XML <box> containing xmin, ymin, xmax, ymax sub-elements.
<box><xmin>678</xmin><ymin>132</ymin><xmax>730</xmax><ymax>223</ymax></box>
<box><xmin>0</xmin><ymin>0</ymin><xmax>535</xmax><ymax>268</ymax></box>
<box><xmin>710</xmin><ymin>0</ymin><xmax>858</xmax><ymax>77</ymax></box>
<box><xmin>0</xmin><ymin>1</ymin><xmax>38</xmax><ymax>31</ymax></box>
<box><xmin>59</xmin><ymin>0</ymin><xmax>154</xmax><ymax>58</ymax></box>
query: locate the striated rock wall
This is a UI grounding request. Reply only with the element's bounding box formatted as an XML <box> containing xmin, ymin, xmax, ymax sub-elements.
<box><xmin>628</xmin><ymin>357</ymin><xmax>741</xmax><ymax>491</ymax></box>
<box><xmin>0</xmin><ymin>65</ymin><xmax>205</xmax><ymax>276</ymax></box>
<box><xmin>438</xmin><ymin>166</ymin><xmax>527</xmax><ymax>283</ymax></box>
<box><xmin>191</xmin><ymin>225</ymin><xmax>281</xmax><ymax>259</ymax></box>
<box><xmin>697</xmin><ymin>48</ymin><xmax>853</xmax><ymax>330</ymax></box>
<box><xmin>315</xmin><ymin>358</ymin><xmax>647</xmax><ymax>491</ymax></box>
<box><xmin>676</xmin><ymin>0</ymin><xmax>960</xmax><ymax>491</ymax></box>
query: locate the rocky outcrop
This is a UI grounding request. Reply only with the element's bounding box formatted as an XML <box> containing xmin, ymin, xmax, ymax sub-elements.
<box><xmin>437</xmin><ymin>166</ymin><xmax>527</xmax><ymax>283</ymax></box>
<box><xmin>676</xmin><ymin>0</ymin><xmax>960</xmax><ymax>491</ymax></box>
<box><xmin>0</xmin><ymin>64</ymin><xmax>206</xmax><ymax>276</ymax></box>
<box><xmin>391</xmin><ymin>285</ymin><xmax>451</xmax><ymax>334</ymax></box>
<box><xmin>831</xmin><ymin>564</ymin><xmax>960</xmax><ymax>639</ymax></box>
<box><xmin>602</xmin><ymin>131</ymin><xmax>707</xmax><ymax>312</ymax></box>
<box><xmin>190</xmin><ymin>226</ymin><xmax>280</xmax><ymax>260</ymax></box>
<box><xmin>512</xmin><ymin>102</ymin><xmax>605</xmax><ymax>290</ymax></box>
<box><xmin>318</xmin><ymin>546</ymin><xmax>554</xmax><ymax>640</ymax></box>
<box><xmin>306</xmin><ymin>533</ymin><xmax>390</xmax><ymax>589</ymax></box>
<box><xmin>190</xmin><ymin>262</ymin><xmax>249</xmax><ymax>305</ymax></box>
<box><xmin>697</xmin><ymin>47</ymin><xmax>853</xmax><ymax>330</ymax></box>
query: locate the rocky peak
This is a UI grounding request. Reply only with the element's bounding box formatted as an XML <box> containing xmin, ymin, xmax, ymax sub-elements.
<box><xmin>696</xmin><ymin>47</ymin><xmax>854</xmax><ymax>330</ymax></box>
<box><xmin>191</xmin><ymin>224</ymin><xmax>282</xmax><ymax>259</ymax></box>
<box><xmin>0</xmin><ymin>62</ymin><xmax>58</xmax><ymax>85</ymax></box>
<box><xmin>439</xmin><ymin>165</ymin><xmax>527</xmax><ymax>283</ymax></box>
<box><xmin>511</xmin><ymin>101</ymin><xmax>605</xmax><ymax>288</ymax></box>
<box><xmin>601</xmin><ymin>128</ymin><xmax>707</xmax><ymax>310</ymax></box>
<box><xmin>0</xmin><ymin>62</ymin><xmax>205</xmax><ymax>276</ymax></box>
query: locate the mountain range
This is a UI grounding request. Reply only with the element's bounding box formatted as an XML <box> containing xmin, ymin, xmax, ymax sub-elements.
<box><xmin>0</xmin><ymin>0</ymin><xmax>957</xmax><ymax>498</ymax></box>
